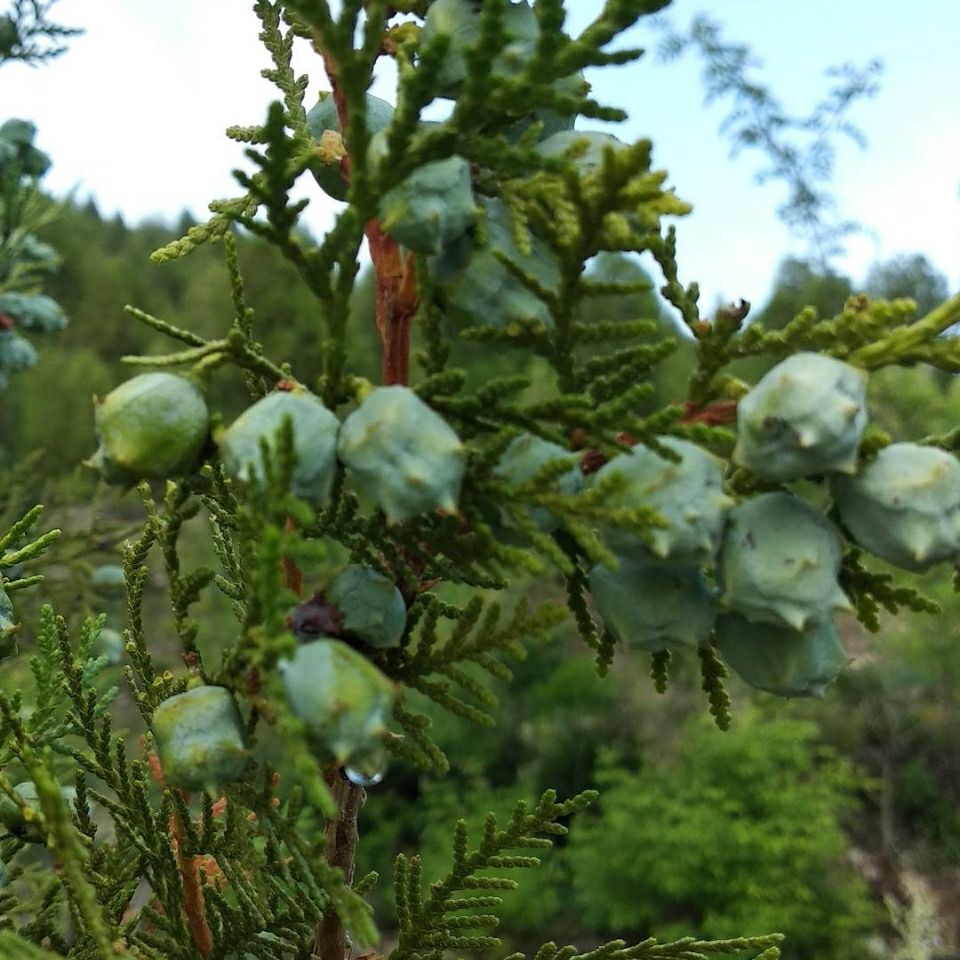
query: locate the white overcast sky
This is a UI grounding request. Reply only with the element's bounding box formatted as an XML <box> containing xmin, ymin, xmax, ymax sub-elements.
<box><xmin>1</xmin><ymin>0</ymin><xmax>957</xmax><ymax>313</ymax></box>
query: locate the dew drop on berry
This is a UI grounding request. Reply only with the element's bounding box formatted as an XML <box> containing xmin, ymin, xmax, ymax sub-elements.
<box><xmin>343</xmin><ymin>748</ymin><xmax>388</xmax><ymax>787</ymax></box>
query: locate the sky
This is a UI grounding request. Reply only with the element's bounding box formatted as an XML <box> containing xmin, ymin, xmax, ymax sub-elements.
<box><xmin>1</xmin><ymin>0</ymin><xmax>957</xmax><ymax>314</ymax></box>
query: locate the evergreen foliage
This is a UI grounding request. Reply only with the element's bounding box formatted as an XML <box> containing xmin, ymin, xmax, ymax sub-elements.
<box><xmin>0</xmin><ymin>117</ymin><xmax>67</xmax><ymax>389</ymax></box>
<box><xmin>0</xmin><ymin>2</ymin><xmax>958</xmax><ymax>959</ymax></box>
<box><xmin>0</xmin><ymin>3</ymin><xmax>75</xmax><ymax>389</ymax></box>
<box><xmin>567</xmin><ymin>713</ymin><xmax>878</xmax><ymax>955</ymax></box>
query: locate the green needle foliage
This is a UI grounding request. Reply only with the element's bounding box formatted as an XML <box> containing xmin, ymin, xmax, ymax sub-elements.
<box><xmin>0</xmin><ymin>2</ymin><xmax>957</xmax><ymax>959</ymax></box>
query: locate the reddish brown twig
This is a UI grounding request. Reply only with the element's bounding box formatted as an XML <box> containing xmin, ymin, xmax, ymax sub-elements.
<box><xmin>323</xmin><ymin>52</ymin><xmax>417</xmax><ymax>389</ymax></box>
<box><xmin>678</xmin><ymin>399</ymin><xmax>739</xmax><ymax>426</ymax></box>
<box><xmin>368</xmin><ymin>223</ymin><xmax>417</xmax><ymax>386</ymax></box>
<box><xmin>171</xmin><ymin>795</ymin><xmax>214</xmax><ymax>959</ymax></box>
<box><xmin>578</xmin><ymin>430</ymin><xmax>638</xmax><ymax>476</ymax></box>
<box><xmin>144</xmin><ymin>748</ymin><xmax>214</xmax><ymax>956</ymax></box>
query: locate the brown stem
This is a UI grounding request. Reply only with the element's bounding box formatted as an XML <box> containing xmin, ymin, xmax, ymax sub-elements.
<box><xmin>313</xmin><ymin>769</ymin><xmax>366</xmax><ymax>960</ymax></box>
<box><xmin>322</xmin><ymin>51</ymin><xmax>418</xmax><ymax>388</ymax></box>
<box><xmin>171</xmin><ymin>798</ymin><xmax>213</xmax><ymax>959</ymax></box>
<box><xmin>368</xmin><ymin>224</ymin><xmax>417</xmax><ymax>386</ymax></box>
<box><xmin>678</xmin><ymin>398</ymin><xmax>739</xmax><ymax>426</ymax></box>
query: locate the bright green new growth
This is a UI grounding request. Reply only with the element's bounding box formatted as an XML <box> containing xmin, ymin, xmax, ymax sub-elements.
<box><xmin>714</xmin><ymin>612</ymin><xmax>848</xmax><ymax>698</ymax></box>
<box><xmin>595</xmin><ymin>437</ymin><xmax>734</xmax><ymax>566</ymax></box>
<box><xmin>219</xmin><ymin>387</ymin><xmax>340</xmax><ymax>505</ymax></box>
<box><xmin>430</xmin><ymin>197</ymin><xmax>560</xmax><ymax>331</ymax></box>
<box><xmin>89</xmin><ymin>372</ymin><xmax>209</xmax><ymax>483</ymax></box>
<box><xmin>832</xmin><ymin>442</ymin><xmax>960</xmax><ymax>571</ymax></box>
<box><xmin>589</xmin><ymin>559</ymin><xmax>717</xmax><ymax>652</ymax></box>
<box><xmin>279</xmin><ymin>638</ymin><xmax>395</xmax><ymax>765</ymax></box>
<box><xmin>327</xmin><ymin>563</ymin><xmax>407</xmax><ymax>648</ymax></box>
<box><xmin>718</xmin><ymin>492</ymin><xmax>852</xmax><ymax>631</ymax></box>
<box><xmin>734</xmin><ymin>352</ymin><xmax>868</xmax><ymax>481</ymax></box>
<box><xmin>378</xmin><ymin>155</ymin><xmax>476</xmax><ymax>254</ymax></box>
<box><xmin>151</xmin><ymin>685</ymin><xmax>250</xmax><ymax>792</ymax></box>
<box><xmin>493</xmin><ymin>432</ymin><xmax>584</xmax><ymax>532</ymax></box>
<box><xmin>337</xmin><ymin>385</ymin><xmax>466</xmax><ymax>522</ymax></box>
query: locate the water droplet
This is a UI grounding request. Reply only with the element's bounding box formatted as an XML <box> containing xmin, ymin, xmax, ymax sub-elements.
<box><xmin>343</xmin><ymin>748</ymin><xmax>388</xmax><ymax>787</ymax></box>
<box><xmin>344</xmin><ymin>765</ymin><xmax>385</xmax><ymax>787</ymax></box>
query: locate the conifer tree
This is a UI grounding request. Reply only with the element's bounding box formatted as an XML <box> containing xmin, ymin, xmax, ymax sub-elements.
<box><xmin>1</xmin><ymin>3</ymin><xmax>959</xmax><ymax>959</ymax></box>
<box><xmin>0</xmin><ymin>0</ymin><xmax>76</xmax><ymax>389</ymax></box>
